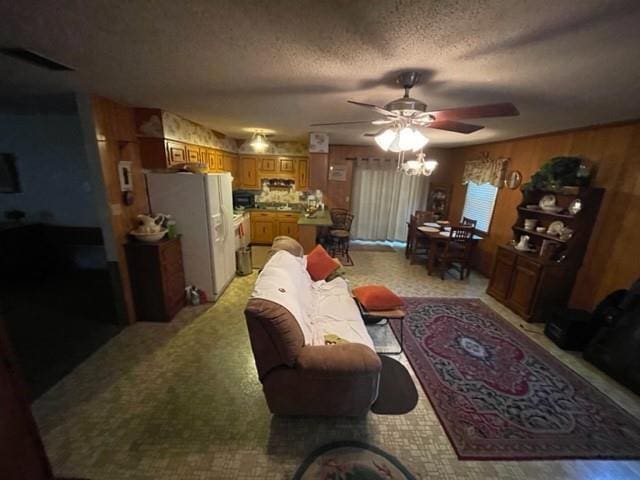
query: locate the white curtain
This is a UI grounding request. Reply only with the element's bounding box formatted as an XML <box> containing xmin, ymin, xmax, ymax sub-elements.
<box><xmin>351</xmin><ymin>160</ymin><xmax>430</xmax><ymax>241</ymax></box>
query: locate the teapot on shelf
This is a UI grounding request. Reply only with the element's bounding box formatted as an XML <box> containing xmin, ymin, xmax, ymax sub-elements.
<box><xmin>515</xmin><ymin>234</ymin><xmax>531</xmax><ymax>251</ymax></box>
<box><xmin>136</xmin><ymin>213</ymin><xmax>166</xmax><ymax>233</ymax></box>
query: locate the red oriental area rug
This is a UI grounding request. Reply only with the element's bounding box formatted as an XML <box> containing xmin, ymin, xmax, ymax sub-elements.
<box><xmin>390</xmin><ymin>298</ymin><xmax>640</xmax><ymax>460</ymax></box>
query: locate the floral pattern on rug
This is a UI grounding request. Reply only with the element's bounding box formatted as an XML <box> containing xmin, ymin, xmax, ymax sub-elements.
<box><xmin>390</xmin><ymin>298</ymin><xmax>640</xmax><ymax>460</ymax></box>
<box><xmin>293</xmin><ymin>440</ymin><xmax>416</xmax><ymax>480</ymax></box>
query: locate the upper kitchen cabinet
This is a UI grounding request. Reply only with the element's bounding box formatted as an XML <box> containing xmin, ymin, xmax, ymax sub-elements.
<box><xmin>308</xmin><ymin>153</ymin><xmax>328</xmax><ymax>191</ymax></box>
<box><xmin>186</xmin><ymin>144</ymin><xmax>200</xmax><ymax>163</ymax></box>
<box><xmin>278</xmin><ymin>158</ymin><xmax>295</xmax><ymax>173</ymax></box>
<box><xmin>240</xmin><ymin>156</ymin><xmax>259</xmax><ymax>189</ymax></box>
<box><xmin>134</xmin><ymin>108</ymin><xmax>239</xmax><ymax>172</ymax></box>
<box><xmin>259</xmin><ymin>157</ymin><xmax>276</xmax><ymax>172</ymax></box>
<box><xmin>298</xmin><ymin>159</ymin><xmax>308</xmax><ymax>189</ymax></box>
<box><xmin>215</xmin><ymin>150</ymin><xmax>224</xmax><ymax>170</ymax></box>
<box><xmin>166</xmin><ymin>140</ymin><xmax>188</xmax><ymax>165</ymax></box>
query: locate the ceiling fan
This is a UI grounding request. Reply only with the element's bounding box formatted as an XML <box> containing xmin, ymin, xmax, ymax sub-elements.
<box><xmin>310</xmin><ymin>71</ymin><xmax>519</xmax><ymax>152</ymax></box>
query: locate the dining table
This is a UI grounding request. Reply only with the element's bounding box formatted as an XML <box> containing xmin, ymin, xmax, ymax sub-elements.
<box><xmin>415</xmin><ymin>223</ymin><xmax>483</xmax><ymax>275</ymax></box>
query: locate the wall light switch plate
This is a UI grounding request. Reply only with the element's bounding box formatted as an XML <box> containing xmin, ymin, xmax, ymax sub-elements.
<box><xmin>110</xmin><ymin>203</ymin><xmax>122</xmax><ymax>216</ymax></box>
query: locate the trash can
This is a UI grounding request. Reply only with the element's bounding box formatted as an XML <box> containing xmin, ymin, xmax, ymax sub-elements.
<box><xmin>236</xmin><ymin>246</ymin><xmax>252</xmax><ymax>276</ymax></box>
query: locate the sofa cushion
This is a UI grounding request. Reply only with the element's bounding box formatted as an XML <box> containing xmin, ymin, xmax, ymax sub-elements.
<box><xmin>310</xmin><ymin>277</ymin><xmax>375</xmax><ymax>351</ymax></box>
<box><xmin>252</xmin><ymin>250</ymin><xmax>315</xmax><ymax>344</ymax></box>
<box><xmin>270</xmin><ymin>235</ymin><xmax>304</xmax><ymax>257</ymax></box>
<box><xmin>353</xmin><ymin>285</ymin><xmax>404</xmax><ymax>311</ymax></box>
<box><xmin>307</xmin><ymin>244</ymin><xmax>339</xmax><ymax>281</ymax></box>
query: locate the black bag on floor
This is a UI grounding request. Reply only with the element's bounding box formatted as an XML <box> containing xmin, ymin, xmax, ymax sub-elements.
<box><xmin>584</xmin><ymin>279</ymin><xmax>640</xmax><ymax>395</ymax></box>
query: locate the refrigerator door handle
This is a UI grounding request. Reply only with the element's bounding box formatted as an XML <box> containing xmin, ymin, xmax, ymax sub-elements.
<box><xmin>218</xmin><ymin>182</ymin><xmax>226</xmax><ymax>242</ymax></box>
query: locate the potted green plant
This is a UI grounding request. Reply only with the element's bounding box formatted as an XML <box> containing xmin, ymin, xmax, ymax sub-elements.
<box><xmin>523</xmin><ymin>156</ymin><xmax>591</xmax><ymax>193</ymax></box>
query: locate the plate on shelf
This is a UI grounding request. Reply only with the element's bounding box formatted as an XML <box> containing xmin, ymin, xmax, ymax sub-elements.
<box><xmin>424</xmin><ymin>222</ymin><xmax>440</xmax><ymax>228</ymax></box>
<box><xmin>539</xmin><ymin>194</ymin><xmax>556</xmax><ymax>209</ymax></box>
<box><xmin>525</xmin><ymin>204</ymin><xmax>540</xmax><ymax>210</ymax></box>
<box><xmin>568</xmin><ymin>198</ymin><xmax>582</xmax><ymax>215</ymax></box>
<box><xmin>547</xmin><ymin>220</ymin><xmax>565</xmax><ymax>236</ymax></box>
<box><xmin>541</xmin><ymin>205</ymin><xmax>564</xmax><ymax>213</ymax></box>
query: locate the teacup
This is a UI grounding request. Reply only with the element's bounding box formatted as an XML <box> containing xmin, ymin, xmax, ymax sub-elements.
<box><xmin>524</xmin><ymin>219</ymin><xmax>538</xmax><ymax>230</ymax></box>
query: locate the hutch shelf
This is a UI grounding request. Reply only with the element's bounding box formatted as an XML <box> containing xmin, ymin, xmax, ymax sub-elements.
<box><xmin>487</xmin><ymin>187</ymin><xmax>604</xmax><ymax>322</ymax></box>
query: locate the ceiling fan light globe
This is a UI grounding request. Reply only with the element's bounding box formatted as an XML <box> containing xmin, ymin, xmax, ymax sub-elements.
<box><xmin>398</xmin><ymin>127</ymin><xmax>416</xmax><ymax>151</ymax></box>
<box><xmin>423</xmin><ymin>159</ymin><xmax>438</xmax><ymax>176</ymax></box>
<box><xmin>411</xmin><ymin>130</ymin><xmax>429</xmax><ymax>152</ymax></box>
<box><xmin>374</xmin><ymin>128</ymin><xmax>396</xmax><ymax>151</ymax></box>
<box><xmin>386</xmin><ymin>128</ymin><xmax>404</xmax><ymax>152</ymax></box>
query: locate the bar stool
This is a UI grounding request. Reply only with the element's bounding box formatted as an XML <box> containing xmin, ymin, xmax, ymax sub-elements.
<box><xmin>328</xmin><ymin>213</ymin><xmax>354</xmax><ymax>266</ymax></box>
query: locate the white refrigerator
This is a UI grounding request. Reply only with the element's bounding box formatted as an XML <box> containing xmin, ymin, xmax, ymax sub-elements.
<box><xmin>146</xmin><ymin>172</ymin><xmax>236</xmax><ymax>301</ymax></box>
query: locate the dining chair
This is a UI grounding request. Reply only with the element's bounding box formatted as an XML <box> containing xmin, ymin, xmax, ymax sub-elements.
<box><xmin>406</xmin><ymin>215</ymin><xmax>430</xmax><ymax>264</ymax></box>
<box><xmin>461</xmin><ymin>216</ymin><xmax>478</xmax><ymax>228</ymax></box>
<box><xmin>415</xmin><ymin>210</ymin><xmax>435</xmax><ymax>225</ymax></box>
<box><xmin>434</xmin><ymin>225</ymin><xmax>474</xmax><ymax>280</ymax></box>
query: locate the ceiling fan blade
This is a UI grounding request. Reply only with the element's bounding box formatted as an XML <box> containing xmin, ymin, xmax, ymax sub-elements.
<box><xmin>309</xmin><ymin>120</ymin><xmax>376</xmax><ymax>127</ymax></box>
<box><xmin>427</xmin><ymin>120</ymin><xmax>484</xmax><ymax>134</ymax></box>
<box><xmin>363</xmin><ymin>128</ymin><xmax>387</xmax><ymax>137</ymax></box>
<box><xmin>427</xmin><ymin>102</ymin><xmax>519</xmax><ymax>121</ymax></box>
<box><xmin>347</xmin><ymin>100</ymin><xmax>398</xmax><ymax>117</ymax></box>
<box><xmin>371</xmin><ymin>119</ymin><xmax>393</xmax><ymax>125</ymax></box>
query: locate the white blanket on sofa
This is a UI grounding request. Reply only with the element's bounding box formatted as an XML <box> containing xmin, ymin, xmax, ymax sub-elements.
<box><xmin>251</xmin><ymin>251</ymin><xmax>375</xmax><ymax>351</ymax></box>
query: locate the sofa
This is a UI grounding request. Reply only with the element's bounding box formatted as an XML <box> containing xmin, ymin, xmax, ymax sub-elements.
<box><xmin>244</xmin><ymin>246</ymin><xmax>381</xmax><ymax>416</ymax></box>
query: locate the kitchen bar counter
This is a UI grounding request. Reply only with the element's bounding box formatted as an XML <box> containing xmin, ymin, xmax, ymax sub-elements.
<box><xmin>297</xmin><ymin>210</ymin><xmax>332</xmax><ymax>226</ymax></box>
<box><xmin>240</xmin><ymin>208</ymin><xmax>332</xmax><ymax>226</ymax></box>
<box><xmin>242</xmin><ymin>208</ymin><xmax>333</xmax><ymax>253</ymax></box>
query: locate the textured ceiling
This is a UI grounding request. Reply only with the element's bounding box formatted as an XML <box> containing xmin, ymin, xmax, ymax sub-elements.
<box><xmin>1</xmin><ymin>0</ymin><xmax>640</xmax><ymax>147</ymax></box>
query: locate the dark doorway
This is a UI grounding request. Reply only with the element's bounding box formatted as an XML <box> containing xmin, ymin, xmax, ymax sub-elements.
<box><xmin>0</xmin><ymin>223</ymin><xmax>123</xmax><ymax>401</ymax></box>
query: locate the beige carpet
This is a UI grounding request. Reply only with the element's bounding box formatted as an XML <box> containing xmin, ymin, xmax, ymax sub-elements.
<box><xmin>31</xmin><ymin>249</ymin><xmax>640</xmax><ymax>479</ymax></box>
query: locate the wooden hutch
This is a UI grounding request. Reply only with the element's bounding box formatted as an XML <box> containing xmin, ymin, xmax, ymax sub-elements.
<box><xmin>487</xmin><ymin>187</ymin><xmax>604</xmax><ymax>322</ymax></box>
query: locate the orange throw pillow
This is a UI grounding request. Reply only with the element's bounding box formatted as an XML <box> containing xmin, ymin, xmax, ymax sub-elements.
<box><xmin>306</xmin><ymin>244</ymin><xmax>340</xmax><ymax>281</ymax></box>
<box><xmin>353</xmin><ymin>285</ymin><xmax>404</xmax><ymax>311</ymax></box>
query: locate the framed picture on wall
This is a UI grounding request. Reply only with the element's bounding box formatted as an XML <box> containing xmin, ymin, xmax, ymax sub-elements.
<box><xmin>427</xmin><ymin>183</ymin><xmax>452</xmax><ymax>220</ymax></box>
<box><xmin>0</xmin><ymin>153</ymin><xmax>21</xmax><ymax>193</ymax></box>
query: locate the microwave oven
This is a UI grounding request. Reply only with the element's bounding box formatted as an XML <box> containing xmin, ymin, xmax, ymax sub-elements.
<box><xmin>233</xmin><ymin>191</ymin><xmax>255</xmax><ymax>209</ymax></box>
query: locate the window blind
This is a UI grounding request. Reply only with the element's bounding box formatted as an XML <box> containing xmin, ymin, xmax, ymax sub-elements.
<box><xmin>461</xmin><ymin>182</ymin><xmax>498</xmax><ymax>233</ymax></box>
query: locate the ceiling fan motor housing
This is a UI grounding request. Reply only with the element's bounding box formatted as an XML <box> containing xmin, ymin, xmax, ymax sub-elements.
<box><xmin>385</xmin><ymin>96</ymin><xmax>427</xmax><ymax>116</ymax></box>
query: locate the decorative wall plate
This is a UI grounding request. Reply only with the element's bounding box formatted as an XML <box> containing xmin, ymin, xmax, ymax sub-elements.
<box><xmin>504</xmin><ymin>170</ymin><xmax>522</xmax><ymax>189</ymax></box>
<box><xmin>568</xmin><ymin>198</ymin><xmax>582</xmax><ymax>215</ymax></box>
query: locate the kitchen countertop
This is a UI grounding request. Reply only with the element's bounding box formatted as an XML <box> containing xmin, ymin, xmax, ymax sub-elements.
<box><xmin>297</xmin><ymin>210</ymin><xmax>333</xmax><ymax>226</ymax></box>
<box><xmin>240</xmin><ymin>208</ymin><xmax>333</xmax><ymax>226</ymax></box>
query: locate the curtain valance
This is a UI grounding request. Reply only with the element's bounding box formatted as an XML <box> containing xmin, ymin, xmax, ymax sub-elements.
<box><xmin>462</xmin><ymin>152</ymin><xmax>508</xmax><ymax>187</ymax></box>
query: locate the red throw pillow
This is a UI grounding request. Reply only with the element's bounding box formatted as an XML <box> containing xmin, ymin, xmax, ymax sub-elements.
<box><xmin>306</xmin><ymin>244</ymin><xmax>339</xmax><ymax>281</ymax></box>
<box><xmin>353</xmin><ymin>285</ymin><xmax>404</xmax><ymax>311</ymax></box>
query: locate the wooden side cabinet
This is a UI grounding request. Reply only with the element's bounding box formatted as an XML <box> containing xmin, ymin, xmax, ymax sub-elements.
<box><xmin>125</xmin><ymin>238</ymin><xmax>185</xmax><ymax>322</ymax></box>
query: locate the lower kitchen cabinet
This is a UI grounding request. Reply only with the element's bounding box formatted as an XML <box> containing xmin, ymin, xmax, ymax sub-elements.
<box><xmin>250</xmin><ymin>211</ymin><xmax>300</xmax><ymax>245</ymax></box>
<box><xmin>276</xmin><ymin>212</ymin><xmax>299</xmax><ymax>238</ymax></box>
<box><xmin>125</xmin><ymin>237</ymin><xmax>185</xmax><ymax>322</ymax></box>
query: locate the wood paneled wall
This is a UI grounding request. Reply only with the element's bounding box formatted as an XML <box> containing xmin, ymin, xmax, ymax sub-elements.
<box><xmin>326</xmin><ymin>145</ymin><xmax>452</xmax><ymax>209</ymax></box>
<box><xmin>92</xmin><ymin>96</ymin><xmax>149</xmax><ymax>323</ymax></box>
<box><xmin>445</xmin><ymin>121</ymin><xmax>640</xmax><ymax>310</ymax></box>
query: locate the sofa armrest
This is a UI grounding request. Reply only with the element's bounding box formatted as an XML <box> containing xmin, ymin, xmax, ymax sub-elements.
<box><xmin>295</xmin><ymin>343</ymin><xmax>381</xmax><ymax>378</ymax></box>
